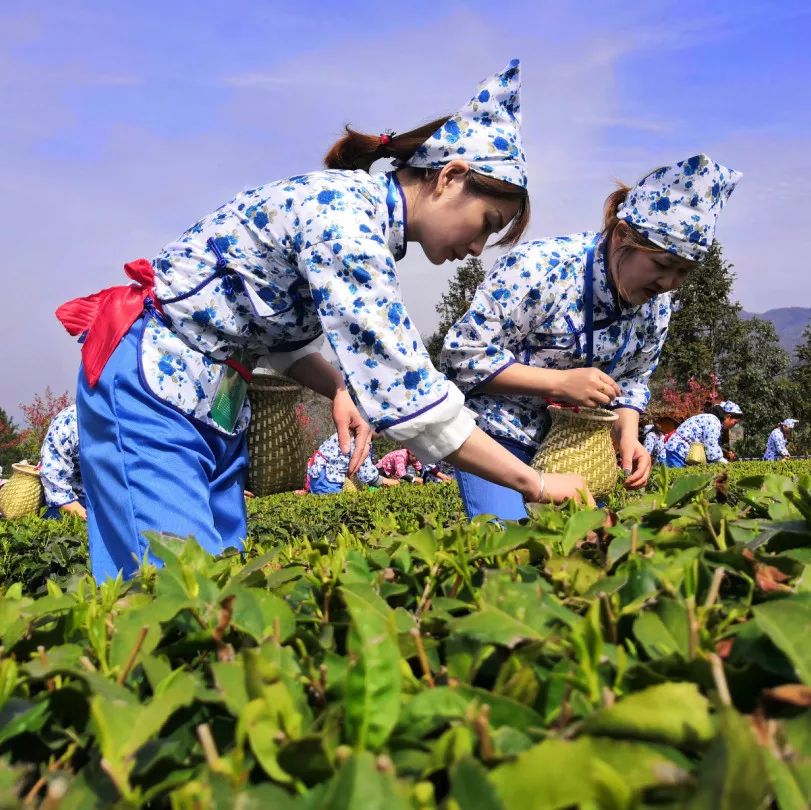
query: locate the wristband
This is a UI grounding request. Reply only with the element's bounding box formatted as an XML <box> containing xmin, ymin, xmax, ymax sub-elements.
<box><xmin>524</xmin><ymin>469</ymin><xmax>545</xmax><ymax>503</ymax></box>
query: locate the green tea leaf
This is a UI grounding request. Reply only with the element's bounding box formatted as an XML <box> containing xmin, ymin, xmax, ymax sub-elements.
<box><xmin>581</xmin><ymin>682</ymin><xmax>713</xmax><ymax>746</ymax></box>
<box><xmin>240</xmin><ymin>697</ymin><xmax>293</xmax><ymax>784</ymax></box>
<box><xmin>225</xmin><ymin>585</ymin><xmax>296</xmax><ymax>642</ymax></box>
<box><xmin>341</xmin><ymin>586</ymin><xmax>401</xmax><ymax>750</ymax></box>
<box><xmin>451</xmin><ymin>576</ymin><xmax>575</xmax><ymax>648</ymax></box>
<box><xmin>396</xmin><ymin>527</ymin><xmax>437</xmax><ymax>564</ymax></box>
<box><xmin>397</xmin><ymin>688</ymin><xmax>471</xmax><ymax>738</ymax></box>
<box><xmin>0</xmin><ymin>699</ymin><xmax>49</xmax><ymax>745</ymax></box>
<box><xmin>561</xmin><ymin>509</ymin><xmax>606</xmax><ymax>555</ymax></box>
<box><xmin>665</xmin><ymin>474</ymin><xmax>713</xmax><ymax>507</ymax></box>
<box><xmin>318</xmin><ymin>751</ymin><xmax>409</xmax><ymax>810</ymax></box>
<box><xmin>490</xmin><ymin>736</ymin><xmax>688</xmax><ymax>808</ymax></box>
<box><xmin>684</xmin><ymin>706</ymin><xmax>770</xmax><ymax>810</ymax></box>
<box><xmin>89</xmin><ymin>673</ymin><xmax>195</xmax><ymax>797</ymax></box>
<box><xmin>633</xmin><ymin>598</ymin><xmax>690</xmax><ymax>659</ymax></box>
<box><xmin>763</xmin><ymin>751</ymin><xmax>809</xmax><ymax>810</ymax></box>
<box><xmin>450</xmin><ymin>757</ymin><xmax>505</xmax><ymax>810</ymax></box>
<box><xmin>546</xmin><ymin>554</ymin><xmax>605</xmax><ymax>595</ymax></box>
<box><xmin>753</xmin><ymin>595</ymin><xmax>811</xmax><ymax>684</ymax></box>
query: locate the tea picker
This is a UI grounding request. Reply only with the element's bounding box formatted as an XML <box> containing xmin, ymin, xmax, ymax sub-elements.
<box><xmin>664</xmin><ymin>401</ymin><xmax>744</xmax><ymax>467</ymax></box>
<box><xmin>642</xmin><ymin>422</ymin><xmax>667</xmax><ymax>466</ymax></box>
<box><xmin>39</xmin><ymin>404</ymin><xmax>87</xmax><ymax>520</ymax></box>
<box><xmin>763</xmin><ymin>418</ymin><xmax>798</xmax><ymax>461</ymax></box>
<box><xmin>442</xmin><ymin>155</ymin><xmax>742</xmax><ymax>519</ymax></box>
<box><xmin>56</xmin><ymin>60</ymin><xmax>589</xmax><ymax>582</ymax></box>
<box><xmin>306</xmin><ymin>432</ymin><xmax>398</xmax><ymax>495</ymax></box>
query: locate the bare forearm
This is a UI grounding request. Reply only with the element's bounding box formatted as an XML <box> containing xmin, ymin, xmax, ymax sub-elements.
<box><xmin>480</xmin><ymin>363</ymin><xmax>620</xmax><ymax>408</ymax></box>
<box><xmin>444</xmin><ymin>427</ymin><xmax>541</xmax><ymax>500</ymax></box>
<box><xmin>479</xmin><ymin>363</ymin><xmax>565</xmax><ymax>398</ymax></box>
<box><xmin>286</xmin><ymin>353</ymin><xmax>344</xmax><ymax>399</ymax></box>
<box><xmin>612</xmin><ymin>407</ymin><xmax>640</xmax><ymax>442</ymax></box>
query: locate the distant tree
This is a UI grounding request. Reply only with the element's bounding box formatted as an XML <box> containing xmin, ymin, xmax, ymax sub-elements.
<box><xmin>14</xmin><ymin>388</ymin><xmax>73</xmax><ymax>462</ymax></box>
<box><xmin>0</xmin><ymin>408</ymin><xmax>21</xmax><ymax>474</ymax></box>
<box><xmin>718</xmin><ymin>317</ymin><xmax>793</xmax><ymax>458</ymax></box>
<box><xmin>654</xmin><ymin>241</ymin><xmax>741</xmax><ymax>386</ymax></box>
<box><xmin>786</xmin><ymin>323</ymin><xmax>811</xmax><ymax>455</ymax></box>
<box><xmin>650</xmin><ymin>375</ymin><xmax>719</xmax><ymax>422</ymax></box>
<box><xmin>653</xmin><ymin>241</ymin><xmax>794</xmax><ymax>457</ymax></box>
<box><xmin>424</xmin><ymin>257</ymin><xmax>485</xmax><ymax>366</ymax></box>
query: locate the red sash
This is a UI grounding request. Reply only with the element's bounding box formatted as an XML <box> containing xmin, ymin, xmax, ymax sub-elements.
<box><xmin>55</xmin><ymin>259</ymin><xmax>161</xmax><ymax>387</ymax></box>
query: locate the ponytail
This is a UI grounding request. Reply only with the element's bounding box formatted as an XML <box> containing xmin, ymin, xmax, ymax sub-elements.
<box><xmin>323</xmin><ymin>116</ymin><xmax>531</xmax><ymax>246</ymax></box>
<box><xmin>323</xmin><ymin>117</ymin><xmax>450</xmax><ymax>172</ymax></box>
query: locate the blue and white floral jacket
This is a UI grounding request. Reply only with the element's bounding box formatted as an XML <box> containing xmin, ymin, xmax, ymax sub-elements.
<box><xmin>40</xmin><ymin>405</ymin><xmax>84</xmax><ymax>507</ymax></box>
<box><xmin>440</xmin><ymin>232</ymin><xmax>671</xmax><ymax>449</ymax></box>
<box><xmin>141</xmin><ymin>169</ymin><xmax>473</xmax><ymax>461</ymax></box>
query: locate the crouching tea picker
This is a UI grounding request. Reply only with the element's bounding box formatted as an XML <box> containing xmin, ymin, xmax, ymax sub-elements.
<box><xmin>40</xmin><ymin>404</ymin><xmax>87</xmax><ymax>521</ymax></box>
<box><xmin>56</xmin><ymin>60</ymin><xmax>589</xmax><ymax>582</ymax></box>
<box><xmin>664</xmin><ymin>402</ymin><xmax>743</xmax><ymax>467</ymax></box>
<box><xmin>441</xmin><ymin>155</ymin><xmax>742</xmax><ymax>520</ymax></box>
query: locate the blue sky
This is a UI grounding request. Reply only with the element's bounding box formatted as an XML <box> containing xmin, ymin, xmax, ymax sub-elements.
<box><xmin>1</xmin><ymin>0</ymin><xmax>809</xmax><ymax>420</ymax></box>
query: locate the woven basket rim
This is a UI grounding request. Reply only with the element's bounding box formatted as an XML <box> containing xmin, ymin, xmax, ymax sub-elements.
<box><xmin>249</xmin><ymin>374</ymin><xmax>303</xmax><ymax>394</ymax></box>
<box><xmin>251</xmin><ymin>386</ymin><xmax>302</xmax><ymax>394</ymax></box>
<box><xmin>548</xmin><ymin>405</ymin><xmax>619</xmax><ymax>424</ymax></box>
<box><xmin>11</xmin><ymin>462</ymin><xmax>40</xmax><ymax>476</ymax></box>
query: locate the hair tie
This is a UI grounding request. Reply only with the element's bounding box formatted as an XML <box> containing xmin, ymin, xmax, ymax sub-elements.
<box><xmin>378</xmin><ymin>130</ymin><xmax>395</xmax><ymax>147</ymax></box>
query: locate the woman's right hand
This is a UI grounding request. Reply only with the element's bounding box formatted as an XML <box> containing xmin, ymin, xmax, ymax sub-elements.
<box><xmin>444</xmin><ymin>427</ymin><xmax>596</xmax><ymax>509</ymax></box>
<box><xmin>61</xmin><ymin>501</ymin><xmax>87</xmax><ymax>520</ymax></box>
<box><xmin>554</xmin><ymin>368</ymin><xmax>621</xmax><ymax>408</ymax></box>
<box><xmin>529</xmin><ymin>470</ymin><xmax>595</xmax><ymax>507</ymax></box>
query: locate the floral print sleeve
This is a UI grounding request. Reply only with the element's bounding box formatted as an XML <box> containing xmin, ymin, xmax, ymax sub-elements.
<box><xmin>643</xmin><ymin>431</ymin><xmax>666</xmax><ymax>464</ymax></box>
<box><xmin>356</xmin><ymin>449</ymin><xmax>381</xmax><ymax>485</ymax></box>
<box><xmin>308</xmin><ymin>433</ymin><xmax>380</xmax><ymax>486</ymax></box>
<box><xmin>665</xmin><ymin>413</ymin><xmax>724</xmax><ymax>463</ymax></box>
<box><xmin>700</xmin><ymin>416</ymin><xmax>724</xmax><ymax>463</ymax></box>
<box><xmin>138</xmin><ymin>168</ymin><xmax>474</xmax><ymax>458</ymax></box>
<box><xmin>440</xmin><ymin>247</ymin><xmax>561</xmax><ymax>393</ymax></box>
<box><xmin>298</xmin><ymin>235</ymin><xmax>456</xmax><ymax>433</ymax></box>
<box><xmin>39</xmin><ymin>405</ymin><xmax>84</xmax><ymax>507</ymax></box>
<box><xmin>440</xmin><ymin>233</ymin><xmax>673</xmax><ymax>449</ymax></box>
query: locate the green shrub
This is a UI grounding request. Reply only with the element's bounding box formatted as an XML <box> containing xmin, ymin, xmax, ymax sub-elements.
<box><xmin>0</xmin><ymin>469</ymin><xmax>809</xmax><ymax>806</ymax></box>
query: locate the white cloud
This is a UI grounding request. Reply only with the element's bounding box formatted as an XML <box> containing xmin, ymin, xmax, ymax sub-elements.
<box><xmin>0</xmin><ymin>1</ymin><xmax>808</xmax><ymax>421</ymax></box>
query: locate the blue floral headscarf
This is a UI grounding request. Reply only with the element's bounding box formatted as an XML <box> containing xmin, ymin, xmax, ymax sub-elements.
<box><xmin>719</xmin><ymin>400</ymin><xmax>744</xmax><ymax>416</ymax></box>
<box><xmin>617</xmin><ymin>154</ymin><xmax>742</xmax><ymax>261</ymax></box>
<box><xmin>404</xmin><ymin>59</ymin><xmax>527</xmax><ymax>189</ymax></box>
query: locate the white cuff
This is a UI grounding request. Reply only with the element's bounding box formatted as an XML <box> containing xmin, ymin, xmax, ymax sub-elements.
<box><xmin>383</xmin><ymin>384</ymin><xmax>477</xmax><ymax>464</ymax></box>
<box><xmin>263</xmin><ymin>337</ymin><xmax>324</xmax><ymax>376</ymax></box>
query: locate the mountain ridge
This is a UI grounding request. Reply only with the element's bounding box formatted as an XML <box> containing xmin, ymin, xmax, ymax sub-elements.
<box><xmin>740</xmin><ymin>307</ymin><xmax>811</xmax><ymax>356</ymax></box>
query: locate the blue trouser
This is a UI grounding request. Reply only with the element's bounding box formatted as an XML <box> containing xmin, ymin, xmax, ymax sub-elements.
<box><xmin>44</xmin><ymin>497</ymin><xmax>86</xmax><ymax>520</ymax></box>
<box><xmin>455</xmin><ymin>436</ymin><xmax>534</xmax><ymax>521</ymax></box>
<box><xmin>665</xmin><ymin>448</ymin><xmax>687</xmax><ymax>468</ymax></box>
<box><xmin>308</xmin><ymin>468</ymin><xmax>343</xmax><ymax>495</ymax></box>
<box><xmin>76</xmin><ymin>316</ymin><xmax>249</xmax><ymax>582</ymax></box>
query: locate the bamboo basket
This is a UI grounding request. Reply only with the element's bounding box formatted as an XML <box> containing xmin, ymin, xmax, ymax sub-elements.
<box><xmin>530</xmin><ymin>405</ymin><xmax>620</xmax><ymax>498</ymax></box>
<box><xmin>0</xmin><ymin>463</ymin><xmax>44</xmax><ymax>519</ymax></box>
<box><xmin>246</xmin><ymin>374</ymin><xmax>309</xmax><ymax>496</ymax></box>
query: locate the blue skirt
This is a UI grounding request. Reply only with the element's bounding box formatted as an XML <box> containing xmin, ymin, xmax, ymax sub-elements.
<box><xmin>76</xmin><ymin>316</ymin><xmax>248</xmax><ymax>582</ymax></box>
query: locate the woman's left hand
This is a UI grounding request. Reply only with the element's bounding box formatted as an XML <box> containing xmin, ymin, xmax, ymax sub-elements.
<box><xmin>619</xmin><ymin>438</ymin><xmax>652</xmax><ymax>490</ymax></box>
<box><xmin>332</xmin><ymin>388</ymin><xmax>373</xmax><ymax>476</ymax></box>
